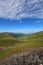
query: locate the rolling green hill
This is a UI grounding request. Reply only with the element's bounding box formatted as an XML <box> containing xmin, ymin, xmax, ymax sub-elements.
<box><xmin>0</xmin><ymin>31</ymin><xmax>43</xmax><ymax>60</ymax></box>
<box><xmin>0</xmin><ymin>33</ymin><xmax>20</xmax><ymax>46</ymax></box>
<box><xmin>19</xmin><ymin>31</ymin><xmax>43</xmax><ymax>42</ymax></box>
<box><xmin>0</xmin><ymin>31</ymin><xmax>43</xmax><ymax>46</ymax></box>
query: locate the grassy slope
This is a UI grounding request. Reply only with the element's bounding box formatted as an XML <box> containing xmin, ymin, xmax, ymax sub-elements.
<box><xmin>0</xmin><ymin>33</ymin><xmax>20</xmax><ymax>46</ymax></box>
<box><xmin>19</xmin><ymin>31</ymin><xmax>43</xmax><ymax>41</ymax></box>
<box><xmin>0</xmin><ymin>31</ymin><xmax>43</xmax><ymax>60</ymax></box>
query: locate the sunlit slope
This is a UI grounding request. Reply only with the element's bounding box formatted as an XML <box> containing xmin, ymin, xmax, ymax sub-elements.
<box><xmin>0</xmin><ymin>31</ymin><xmax>43</xmax><ymax>46</ymax></box>
<box><xmin>28</xmin><ymin>31</ymin><xmax>43</xmax><ymax>41</ymax></box>
<box><xmin>0</xmin><ymin>33</ymin><xmax>19</xmax><ymax>46</ymax></box>
<box><xmin>0</xmin><ymin>31</ymin><xmax>43</xmax><ymax>60</ymax></box>
<box><xmin>19</xmin><ymin>31</ymin><xmax>43</xmax><ymax>42</ymax></box>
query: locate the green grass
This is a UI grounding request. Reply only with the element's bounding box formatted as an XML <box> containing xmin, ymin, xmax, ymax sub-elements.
<box><xmin>0</xmin><ymin>41</ymin><xmax>43</xmax><ymax>60</ymax></box>
<box><xmin>0</xmin><ymin>39</ymin><xmax>21</xmax><ymax>47</ymax></box>
<box><xmin>0</xmin><ymin>31</ymin><xmax>43</xmax><ymax>60</ymax></box>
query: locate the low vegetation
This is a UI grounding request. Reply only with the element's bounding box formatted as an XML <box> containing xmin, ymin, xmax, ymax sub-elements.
<box><xmin>0</xmin><ymin>31</ymin><xmax>43</xmax><ymax>60</ymax></box>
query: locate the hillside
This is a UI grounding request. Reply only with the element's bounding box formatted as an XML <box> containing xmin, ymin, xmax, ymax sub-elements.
<box><xmin>0</xmin><ymin>33</ymin><xmax>20</xmax><ymax>46</ymax></box>
<box><xmin>27</xmin><ymin>31</ymin><xmax>43</xmax><ymax>41</ymax></box>
<box><xmin>19</xmin><ymin>31</ymin><xmax>43</xmax><ymax>42</ymax></box>
<box><xmin>0</xmin><ymin>31</ymin><xmax>43</xmax><ymax>46</ymax></box>
<box><xmin>0</xmin><ymin>32</ymin><xmax>25</xmax><ymax>38</ymax></box>
<box><xmin>0</xmin><ymin>31</ymin><xmax>43</xmax><ymax>60</ymax></box>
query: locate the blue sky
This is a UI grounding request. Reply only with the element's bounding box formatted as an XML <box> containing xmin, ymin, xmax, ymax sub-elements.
<box><xmin>0</xmin><ymin>0</ymin><xmax>43</xmax><ymax>34</ymax></box>
<box><xmin>0</xmin><ymin>18</ymin><xmax>43</xmax><ymax>34</ymax></box>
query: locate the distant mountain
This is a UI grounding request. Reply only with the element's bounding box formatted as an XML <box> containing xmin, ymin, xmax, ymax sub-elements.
<box><xmin>0</xmin><ymin>33</ymin><xmax>22</xmax><ymax>46</ymax></box>
<box><xmin>0</xmin><ymin>31</ymin><xmax>43</xmax><ymax>46</ymax></box>
<box><xmin>19</xmin><ymin>31</ymin><xmax>43</xmax><ymax>41</ymax></box>
<box><xmin>0</xmin><ymin>32</ymin><xmax>25</xmax><ymax>38</ymax></box>
<box><xmin>6</xmin><ymin>33</ymin><xmax>25</xmax><ymax>37</ymax></box>
<box><xmin>0</xmin><ymin>31</ymin><xmax>43</xmax><ymax>39</ymax></box>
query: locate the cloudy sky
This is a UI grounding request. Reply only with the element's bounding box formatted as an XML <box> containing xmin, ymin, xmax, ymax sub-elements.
<box><xmin>0</xmin><ymin>0</ymin><xmax>43</xmax><ymax>33</ymax></box>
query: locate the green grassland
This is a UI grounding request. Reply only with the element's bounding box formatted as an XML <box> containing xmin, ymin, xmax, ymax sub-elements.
<box><xmin>0</xmin><ymin>31</ymin><xmax>43</xmax><ymax>60</ymax></box>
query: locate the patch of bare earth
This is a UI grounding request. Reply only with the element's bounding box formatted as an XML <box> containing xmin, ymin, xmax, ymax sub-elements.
<box><xmin>23</xmin><ymin>47</ymin><xmax>43</xmax><ymax>56</ymax></box>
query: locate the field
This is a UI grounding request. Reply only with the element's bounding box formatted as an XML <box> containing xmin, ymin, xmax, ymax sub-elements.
<box><xmin>0</xmin><ymin>31</ymin><xmax>43</xmax><ymax>60</ymax></box>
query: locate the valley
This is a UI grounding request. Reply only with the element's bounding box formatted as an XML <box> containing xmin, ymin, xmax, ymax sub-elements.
<box><xmin>0</xmin><ymin>31</ymin><xmax>43</xmax><ymax>61</ymax></box>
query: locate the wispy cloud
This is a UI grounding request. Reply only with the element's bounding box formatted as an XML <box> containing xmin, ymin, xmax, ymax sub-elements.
<box><xmin>0</xmin><ymin>0</ymin><xmax>43</xmax><ymax>19</ymax></box>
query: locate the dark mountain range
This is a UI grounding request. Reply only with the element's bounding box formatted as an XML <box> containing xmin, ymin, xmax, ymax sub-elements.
<box><xmin>0</xmin><ymin>32</ymin><xmax>25</xmax><ymax>38</ymax></box>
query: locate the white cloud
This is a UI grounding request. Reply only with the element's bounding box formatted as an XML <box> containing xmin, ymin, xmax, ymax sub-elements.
<box><xmin>0</xmin><ymin>0</ymin><xmax>43</xmax><ymax>19</ymax></box>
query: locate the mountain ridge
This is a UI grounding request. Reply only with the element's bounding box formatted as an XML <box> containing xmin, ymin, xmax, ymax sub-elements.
<box><xmin>0</xmin><ymin>31</ymin><xmax>43</xmax><ymax>38</ymax></box>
